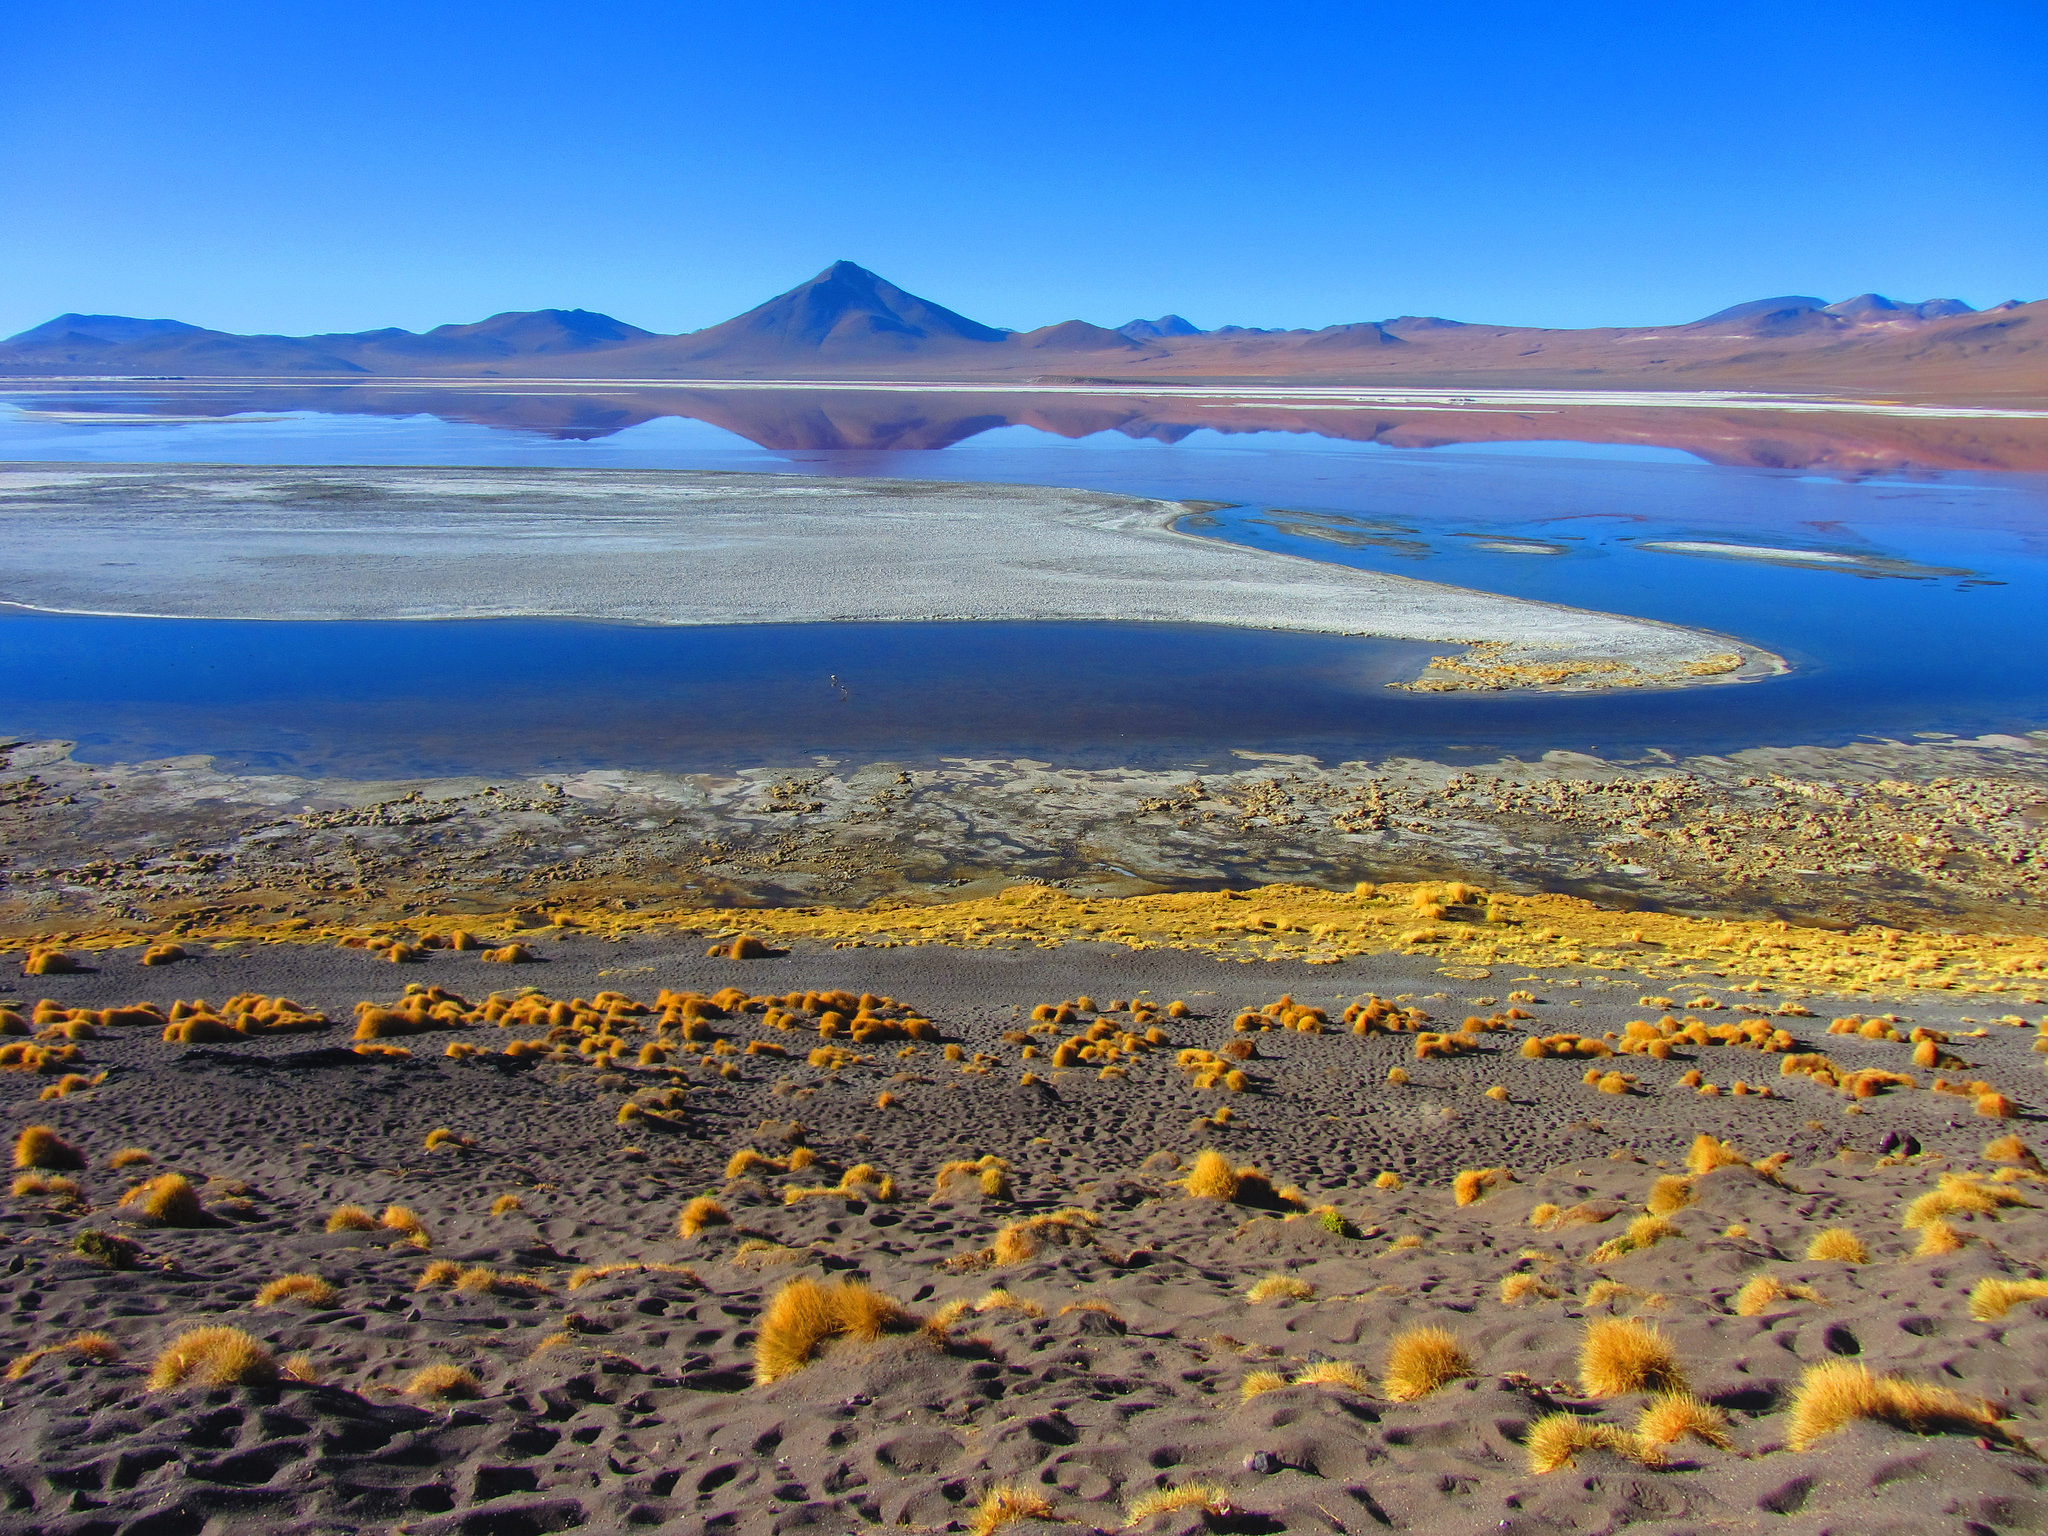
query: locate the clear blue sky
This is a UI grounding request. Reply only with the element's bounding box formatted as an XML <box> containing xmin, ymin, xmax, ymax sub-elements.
<box><xmin>3</xmin><ymin>0</ymin><xmax>2043</xmax><ymax>338</ymax></box>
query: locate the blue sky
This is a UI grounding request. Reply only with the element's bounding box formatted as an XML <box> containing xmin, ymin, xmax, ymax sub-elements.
<box><xmin>3</xmin><ymin>1</ymin><xmax>2043</xmax><ymax>338</ymax></box>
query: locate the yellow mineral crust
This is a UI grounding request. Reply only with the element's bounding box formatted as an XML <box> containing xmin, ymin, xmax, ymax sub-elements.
<box><xmin>9</xmin><ymin>881</ymin><xmax>2046</xmax><ymax>998</ymax></box>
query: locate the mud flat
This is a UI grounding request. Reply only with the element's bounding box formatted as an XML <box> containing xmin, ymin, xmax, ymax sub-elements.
<box><xmin>5</xmin><ymin>935</ymin><xmax>2048</xmax><ymax>1536</ymax></box>
<box><xmin>0</xmin><ymin>465</ymin><xmax>1777</xmax><ymax>690</ymax></box>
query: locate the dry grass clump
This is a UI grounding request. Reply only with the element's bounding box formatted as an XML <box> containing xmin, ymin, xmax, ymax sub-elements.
<box><xmin>406</xmin><ymin>1363</ymin><xmax>482</xmax><ymax>1400</ymax></box>
<box><xmin>148</xmin><ymin>1327</ymin><xmax>278</xmax><ymax>1390</ymax></box>
<box><xmin>1452</xmin><ymin>1166</ymin><xmax>1513</xmax><ymax>1205</ymax></box>
<box><xmin>423</xmin><ymin>1127</ymin><xmax>476</xmax><ymax>1151</ymax></box>
<box><xmin>1382</xmin><ymin>1326</ymin><xmax>1472</xmax><ymax>1401</ymax></box>
<box><xmin>1804</xmin><ymin>1227</ymin><xmax>1869</xmax><ymax>1263</ymax></box>
<box><xmin>12</xmin><ymin>1172</ymin><xmax>81</xmax><ymax>1200</ymax></box>
<box><xmin>946</xmin><ymin>1207</ymin><xmax>1104</xmax><ymax>1271</ymax></box>
<box><xmin>1913</xmin><ymin>1218</ymin><xmax>1967</xmax><ymax>1256</ymax></box>
<box><xmin>1733</xmin><ymin>1275</ymin><xmax>1824</xmax><ymax>1315</ymax></box>
<box><xmin>1124</xmin><ymin>1483</ymin><xmax>1234</xmax><ymax>1525</ymax></box>
<box><xmin>4</xmin><ymin>1330</ymin><xmax>119</xmax><ymax>1381</ymax></box>
<box><xmin>785</xmin><ymin>1163</ymin><xmax>898</xmax><ymax>1204</ymax></box>
<box><xmin>118</xmin><ymin>1173</ymin><xmax>205</xmax><ymax>1226</ymax></box>
<box><xmin>1589</xmin><ymin>1213</ymin><xmax>1681</xmax><ymax>1263</ymax></box>
<box><xmin>931</xmin><ymin>1154</ymin><xmax>1013</xmax><ymax>1202</ymax></box>
<box><xmin>1645</xmin><ymin>1176</ymin><xmax>1696</xmax><ymax>1216</ymax></box>
<box><xmin>1968</xmin><ymin>1276</ymin><xmax>2048</xmax><ymax>1320</ymax></box>
<box><xmin>967</xmin><ymin>1485</ymin><xmax>1056</xmax><ymax>1536</ymax></box>
<box><xmin>1636</xmin><ymin>1391</ymin><xmax>1734</xmax><ymax>1450</ymax></box>
<box><xmin>1500</xmin><ymin>1272</ymin><xmax>1561</xmax><ymax>1305</ymax></box>
<box><xmin>1984</xmin><ymin>1134</ymin><xmax>2043</xmax><ymax>1169</ymax></box>
<box><xmin>489</xmin><ymin>1193</ymin><xmax>523</xmax><ymax>1216</ymax></box>
<box><xmin>379</xmin><ymin>1205</ymin><xmax>430</xmax><ymax>1247</ymax></box>
<box><xmin>1579</xmin><ymin>1317</ymin><xmax>1686</xmax><ymax>1397</ymax></box>
<box><xmin>1239</xmin><ymin>1369</ymin><xmax>1289</xmax><ymax>1401</ymax></box>
<box><xmin>1786</xmin><ymin>1359</ymin><xmax>2015</xmax><ymax>1450</ymax></box>
<box><xmin>753</xmin><ymin>1276</ymin><xmax>921</xmax><ymax>1384</ymax></box>
<box><xmin>13</xmin><ymin>1124</ymin><xmax>83</xmax><ymax>1171</ymax></box>
<box><xmin>1374</xmin><ymin>1170</ymin><xmax>1404</xmax><ymax>1191</ymax></box>
<box><xmin>255</xmin><ymin>1274</ymin><xmax>337</xmax><ymax>1308</ymax></box>
<box><xmin>1901</xmin><ymin>1173</ymin><xmax>2034</xmax><ymax>1229</ymax></box>
<box><xmin>1977</xmin><ymin>1092</ymin><xmax>2020</xmax><ymax>1119</ymax></box>
<box><xmin>108</xmin><ymin>1147</ymin><xmax>154</xmax><ymax>1169</ymax></box>
<box><xmin>1525</xmin><ymin>1414</ymin><xmax>1655</xmax><ymax>1473</ymax></box>
<box><xmin>677</xmin><ymin>1196</ymin><xmax>731</xmax><ymax>1236</ymax></box>
<box><xmin>1246</xmin><ymin>1274</ymin><xmax>1315</xmax><ymax>1303</ymax></box>
<box><xmin>325</xmin><ymin>1203</ymin><xmax>380</xmax><ymax>1232</ymax></box>
<box><xmin>1685</xmin><ymin>1134</ymin><xmax>1752</xmax><ymax>1176</ymax></box>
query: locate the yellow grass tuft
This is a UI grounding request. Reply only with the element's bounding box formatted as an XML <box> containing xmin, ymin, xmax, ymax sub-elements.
<box><xmin>325</xmin><ymin>1203</ymin><xmax>379</xmax><ymax>1232</ymax></box>
<box><xmin>1968</xmin><ymin>1276</ymin><xmax>2048</xmax><ymax>1320</ymax></box>
<box><xmin>1293</xmin><ymin>1359</ymin><xmax>1371</xmax><ymax>1391</ymax></box>
<box><xmin>967</xmin><ymin>1485</ymin><xmax>1056</xmax><ymax>1536</ymax></box>
<box><xmin>108</xmin><ymin>1147</ymin><xmax>154</xmax><ymax>1169</ymax></box>
<box><xmin>405</xmin><ymin>1363</ymin><xmax>481</xmax><ymax>1400</ymax></box>
<box><xmin>4</xmin><ymin>1330</ymin><xmax>119</xmax><ymax>1381</ymax></box>
<box><xmin>1646</xmin><ymin>1176</ymin><xmax>1696</xmax><ymax>1216</ymax></box>
<box><xmin>148</xmin><ymin>1327</ymin><xmax>277</xmax><ymax>1390</ymax></box>
<box><xmin>489</xmin><ymin>1193</ymin><xmax>522</xmax><ymax>1216</ymax></box>
<box><xmin>1589</xmin><ymin>1213</ymin><xmax>1681</xmax><ymax>1263</ymax></box>
<box><xmin>1902</xmin><ymin>1174</ymin><xmax>2034</xmax><ymax>1229</ymax></box>
<box><xmin>984</xmin><ymin>1208</ymin><xmax>1100</xmax><ymax>1267</ymax></box>
<box><xmin>1124</xmin><ymin>1483</ymin><xmax>1234</xmax><ymax>1525</ymax></box>
<box><xmin>753</xmin><ymin>1276</ymin><xmax>920</xmax><ymax>1384</ymax></box>
<box><xmin>1184</xmin><ymin>1149</ymin><xmax>1239</xmax><ymax>1199</ymax></box>
<box><xmin>1246</xmin><ymin>1274</ymin><xmax>1314</xmax><ymax>1303</ymax></box>
<box><xmin>1786</xmin><ymin>1359</ymin><xmax>2014</xmax><ymax>1451</ymax></box>
<box><xmin>1528</xmin><ymin>1202</ymin><xmax>1562</xmax><ymax>1228</ymax></box>
<box><xmin>1977</xmin><ymin>1092</ymin><xmax>2019</xmax><ymax>1119</ymax></box>
<box><xmin>1984</xmin><ymin>1134</ymin><xmax>2039</xmax><ymax>1166</ymax></box>
<box><xmin>379</xmin><ymin>1205</ymin><xmax>429</xmax><ymax>1247</ymax></box>
<box><xmin>677</xmin><ymin>1196</ymin><xmax>731</xmax><ymax>1237</ymax></box>
<box><xmin>1913</xmin><ymin>1219</ymin><xmax>1967</xmax><ymax>1256</ymax></box>
<box><xmin>1500</xmin><ymin>1272</ymin><xmax>1559</xmax><ymax>1305</ymax></box>
<box><xmin>1239</xmin><ymin>1369</ymin><xmax>1290</xmax><ymax>1401</ymax></box>
<box><xmin>1579</xmin><ymin>1317</ymin><xmax>1686</xmax><ymax>1397</ymax></box>
<box><xmin>1374</xmin><ymin>1170</ymin><xmax>1403</xmax><ymax>1191</ymax></box>
<box><xmin>13</xmin><ymin>1124</ymin><xmax>82</xmax><ymax>1171</ymax></box>
<box><xmin>1685</xmin><ymin>1134</ymin><xmax>1750</xmax><ymax>1177</ymax></box>
<box><xmin>118</xmin><ymin>1172</ymin><xmax>204</xmax><ymax>1226</ymax></box>
<box><xmin>1804</xmin><ymin>1227</ymin><xmax>1869</xmax><ymax>1263</ymax></box>
<box><xmin>1452</xmin><ymin>1166</ymin><xmax>1513</xmax><ymax>1205</ymax></box>
<box><xmin>1525</xmin><ymin>1413</ymin><xmax>1653</xmax><ymax>1473</ymax></box>
<box><xmin>423</xmin><ymin>1127</ymin><xmax>475</xmax><ymax>1151</ymax></box>
<box><xmin>1382</xmin><ymin>1325</ymin><xmax>1471</xmax><ymax>1401</ymax></box>
<box><xmin>1634</xmin><ymin>1391</ymin><xmax>1733</xmax><ymax>1451</ymax></box>
<box><xmin>566</xmin><ymin>1261</ymin><xmax>699</xmax><ymax>1290</ymax></box>
<box><xmin>1734</xmin><ymin>1275</ymin><xmax>1825</xmax><ymax>1315</ymax></box>
<box><xmin>255</xmin><ymin>1273</ymin><xmax>337</xmax><ymax>1308</ymax></box>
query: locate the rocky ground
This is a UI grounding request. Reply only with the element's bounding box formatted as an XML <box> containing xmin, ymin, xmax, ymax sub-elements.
<box><xmin>3</xmin><ymin>729</ymin><xmax>2047</xmax><ymax>949</ymax></box>
<box><xmin>5</xmin><ymin>938</ymin><xmax>2048</xmax><ymax>1535</ymax></box>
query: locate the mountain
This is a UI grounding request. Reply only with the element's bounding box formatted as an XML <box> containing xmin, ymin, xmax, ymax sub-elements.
<box><xmin>1117</xmin><ymin>314</ymin><xmax>1204</xmax><ymax>341</ymax></box>
<box><xmin>1</xmin><ymin>268</ymin><xmax>2038</xmax><ymax>399</ymax></box>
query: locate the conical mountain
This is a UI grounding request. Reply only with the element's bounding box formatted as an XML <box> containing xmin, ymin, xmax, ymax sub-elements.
<box><xmin>672</xmin><ymin>261</ymin><xmax>1010</xmax><ymax>363</ymax></box>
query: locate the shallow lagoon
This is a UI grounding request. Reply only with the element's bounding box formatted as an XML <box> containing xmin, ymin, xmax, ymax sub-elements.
<box><xmin>1</xmin><ymin>387</ymin><xmax>2045</xmax><ymax>776</ymax></box>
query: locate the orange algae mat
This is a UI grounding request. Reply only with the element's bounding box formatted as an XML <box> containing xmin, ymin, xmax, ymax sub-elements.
<box><xmin>12</xmin><ymin>882</ymin><xmax>2048</xmax><ymax>1000</ymax></box>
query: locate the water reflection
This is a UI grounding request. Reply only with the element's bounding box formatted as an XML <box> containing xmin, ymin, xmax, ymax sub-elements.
<box><xmin>11</xmin><ymin>382</ymin><xmax>2048</xmax><ymax>475</ymax></box>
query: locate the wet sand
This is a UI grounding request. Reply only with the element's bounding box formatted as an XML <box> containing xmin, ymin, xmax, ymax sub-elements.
<box><xmin>5</xmin><ymin>936</ymin><xmax>2048</xmax><ymax>1536</ymax></box>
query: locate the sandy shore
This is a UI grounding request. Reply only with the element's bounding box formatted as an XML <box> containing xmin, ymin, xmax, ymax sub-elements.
<box><xmin>5</xmin><ymin>935</ymin><xmax>2048</xmax><ymax>1535</ymax></box>
<box><xmin>0</xmin><ymin>465</ymin><xmax>1777</xmax><ymax>690</ymax></box>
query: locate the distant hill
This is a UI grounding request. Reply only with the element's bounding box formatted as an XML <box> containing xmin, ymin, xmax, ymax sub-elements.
<box><xmin>2</xmin><ymin>263</ymin><xmax>2038</xmax><ymax>399</ymax></box>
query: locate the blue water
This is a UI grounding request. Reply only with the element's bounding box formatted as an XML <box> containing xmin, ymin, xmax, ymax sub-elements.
<box><xmin>3</xmin><ymin>389</ymin><xmax>2046</xmax><ymax>775</ymax></box>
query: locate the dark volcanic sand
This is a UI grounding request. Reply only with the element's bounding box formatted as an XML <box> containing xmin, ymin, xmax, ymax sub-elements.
<box><xmin>5</xmin><ymin>936</ymin><xmax>2048</xmax><ymax>1536</ymax></box>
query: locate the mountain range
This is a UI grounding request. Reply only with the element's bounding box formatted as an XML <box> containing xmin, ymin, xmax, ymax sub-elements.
<box><xmin>3</xmin><ymin>261</ymin><xmax>2041</xmax><ymax>399</ymax></box>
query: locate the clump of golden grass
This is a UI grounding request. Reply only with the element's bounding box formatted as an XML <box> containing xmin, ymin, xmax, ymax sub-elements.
<box><xmin>967</xmin><ymin>1485</ymin><xmax>1056</xmax><ymax>1536</ymax></box>
<box><xmin>967</xmin><ymin>1208</ymin><xmax>1100</xmax><ymax>1269</ymax></box>
<box><xmin>255</xmin><ymin>1274</ymin><xmax>336</xmax><ymax>1308</ymax></box>
<box><xmin>4</xmin><ymin>1330</ymin><xmax>118</xmax><ymax>1381</ymax></box>
<box><xmin>1804</xmin><ymin>1227</ymin><xmax>1869</xmax><ymax>1263</ymax></box>
<box><xmin>118</xmin><ymin>1173</ymin><xmax>204</xmax><ymax>1226</ymax></box>
<box><xmin>423</xmin><ymin>1127</ymin><xmax>476</xmax><ymax>1151</ymax></box>
<box><xmin>1579</xmin><ymin>1317</ymin><xmax>1685</xmax><ymax>1397</ymax></box>
<box><xmin>108</xmin><ymin>1147</ymin><xmax>154</xmax><ymax>1169</ymax></box>
<box><xmin>1124</xmin><ymin>1483</ymin><xmax>1234</xmax><ymax>1526</ymax></box>
<box><xmin>753</xmin><ymin>1276</ymin><xmax>920</xmax><ymax>1384</ymax></box>
<box><xmin>1977</xmin><ymin>1092</ymin><xmax>2019</xmax><ymax>1119</ymax></box>
<box><xmin>13</xmin><ymin>1124</ymin><xmax>82</xmax><ymax>1171</ymax></box>
<box><xmin>1968</xmin><ymin>1276</ymin><xmax>2048</xmax><ymax>1320</ymax></box>
<box><xmin>1525</xmin><ymin>1414</ymin><xmax>1657</xmax><ymax>1473</ymax></box>
<box><xmin>1786</xmin><ymin>1359</ymin><xmax>2015</xmax><ymax>1450</ymax></box>
<box><xmin>1984</xmin><ymin>1133</ymin><xmax>2042</xmax><ymax>1168</ymax></box>
<box><xmin>1246</xmin><ymin>1274</ymin><xmax>1314</xmax><ymax>1303</ymax></box>
<box><xmin>489</xmin><ymin>1193</ymin><xmax>522</xmax><ymax>1216</ymax></box>
<box><xmin>325</xmin><ymin>1204</ymin><xmax>379</xmax><ymax>1232</ymax></box>
<box><xmin>1452</xmin><ymin>1166</ymin><xmax>1513</xmax><ymax>1205</ymax></box>
<box><xmin>405</xmin><ymin>1363</ymin><xmax>481</xmax><ymax>1400</ymax></box>
<box><xmin>1733</xmin><ymin>1275</ymin><xmax>1824</xmax><ymax>1315</ymax></box>
<box><xmin>1374</xmin><ymin>1170</ymin><xmax>1403</xmax><ymax>1191</ymax></box>
<box><xmin>1382</xmin><ymin>1326</ymin><xmax>1471</xmax><ymax>1401</ymax></box>
<box><xmin>1239</xmin><ymin>1369</ymin><xmax>1290</xmax><ymax>1401</ymax></box>
<box><xmin>1646</xmin><ymin>1176</ymin><xmax>1696</xmax><ymax>1216</ymax></box>
<box><xmin>1901</xmin><ymin>1173</ymin><xmax>2034</xmax><ymax>1229</ymax></box>
<box><xmin>566</xmin><ymin>1261</ymin><xmax>699</xmax><ymax>1290</ymax></box>
<box><xmin>12</xmin><ymin>1172</ymin><xmax>80</xmax><ymax>1200</ymax></box>
<box><xmin>677</xmin><ymin>1196</ymin><xmax>731</xmax><ymax>1237</ymax></box>
<box><xmin>148</xmin><ymin>1327</ymin><xmax>277</xmax><ymax>1390</ymax></box>
<box><xmin>1636</xmin><ymin>1392</ymin><xmax>1733</xmax><ymax>1451</ymax></box>
<box><xmin>1589</xmin><ymin>1213</ymin><xmax>1681</xmax><ymax>1264</ymax></box>
<box><xmin>379</xmin><ymin>1205</ymin><xmax>429</xmax><ymax>1247</ymax></box>
<box><xmin>931</xmin><ymin>1154</ymin><xmax>1013</xmax><ymax>1202</ymax></box>
<box><xmin>1685</xmin><ymin>1134</ymin><xmax>1751</xmax><ymax>1176</ymax></box>
<box><xmin>1500</xmin><ymin>1272</ymin><xmax>1560</xmax><ymax>1305</ymax></box>
<box><xmin>1184</xmin><ymin>1148</ymin><xmax>1239</xmax><ymax>1199</ymax></box>
<box><xmin>1913</xmin><ymin>1219</ymin><xmax>1967</xmax><ymax>1256</ymax></box>
<box><xmin>785</xmin><ymin>1163</ymin><xmax>898</xmax><ymax>1204</ymax></box>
